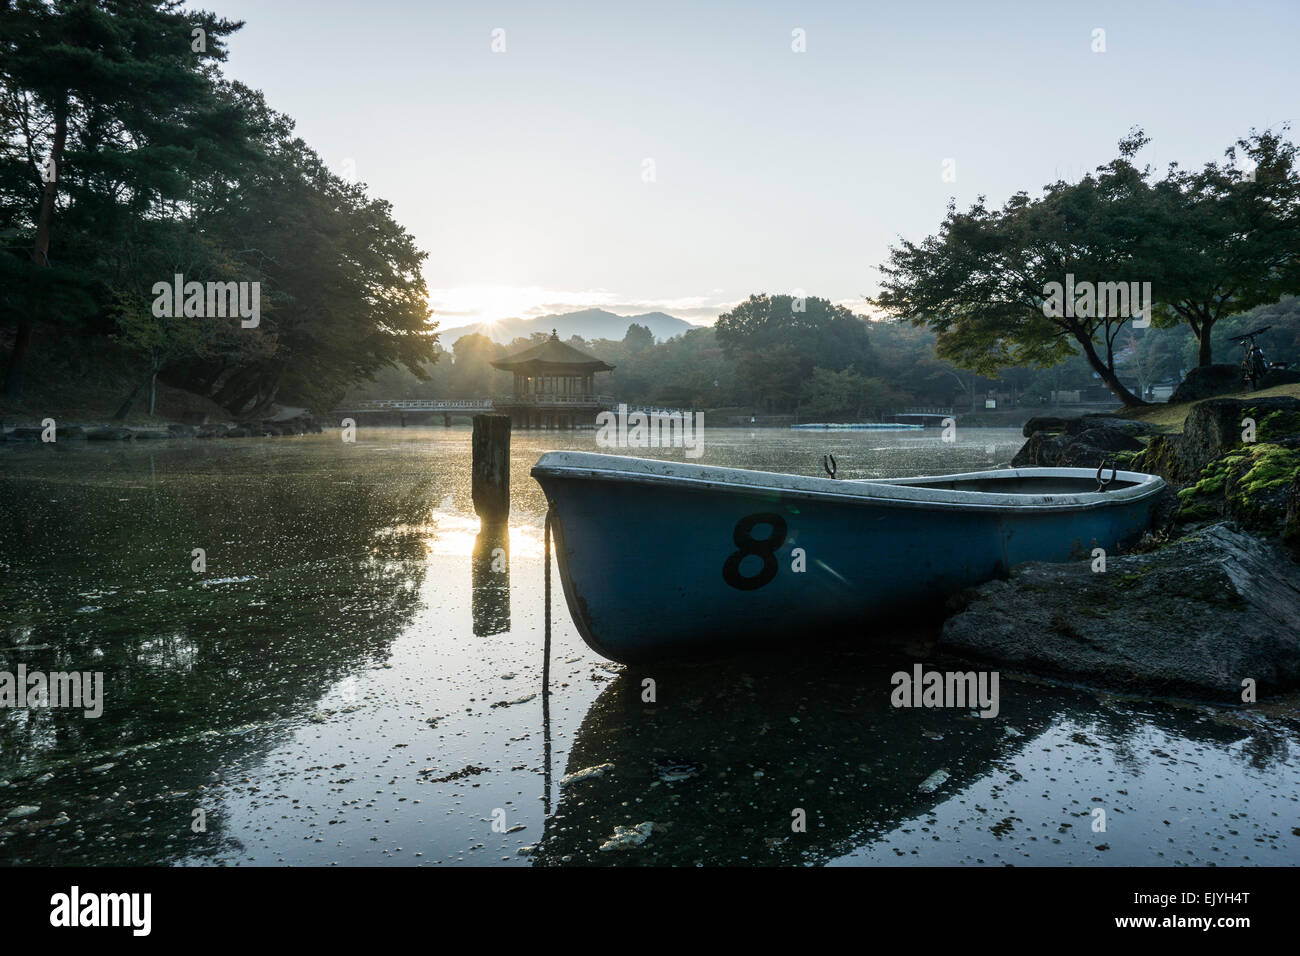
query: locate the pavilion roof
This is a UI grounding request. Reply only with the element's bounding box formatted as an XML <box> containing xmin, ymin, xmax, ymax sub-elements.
<box><xmin>490</xmin><ymin>330</ymin><xmax>615</xmax><ymax>373</ymax></box>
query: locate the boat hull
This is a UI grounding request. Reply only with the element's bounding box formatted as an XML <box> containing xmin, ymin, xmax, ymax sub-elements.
<box><xmin>531</xmin><ymin>453</ymin><xmax>1165</xmax><ymax>664</ymax></box>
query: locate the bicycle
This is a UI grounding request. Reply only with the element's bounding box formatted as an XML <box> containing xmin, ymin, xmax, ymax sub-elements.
<box><xmin>1227</xmin><ymin>325</ymin><xmax>1289</xmax><ymax>390</ymax></box>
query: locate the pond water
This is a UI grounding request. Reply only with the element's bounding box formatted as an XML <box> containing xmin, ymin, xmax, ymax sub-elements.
<box><xmin>1</xmin><ymin>427</ymin><xmax>1297</xmax><ymax>866</ymax></box>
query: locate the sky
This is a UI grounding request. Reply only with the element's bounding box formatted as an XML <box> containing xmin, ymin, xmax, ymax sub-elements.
<box><xmin>212</xmin><ymin>0</ymin><xmax>1299</xmax><ymax>329</ymax></box>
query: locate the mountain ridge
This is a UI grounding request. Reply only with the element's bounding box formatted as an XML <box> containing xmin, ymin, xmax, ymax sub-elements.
<box><xmin>437</xmin><ymin>308</ymin><xmax>702</xmax><ymax>346</ymax></box>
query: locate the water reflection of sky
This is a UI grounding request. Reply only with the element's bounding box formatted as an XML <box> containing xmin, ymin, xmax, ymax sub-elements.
<box><xmin>0</xmin><ymin>428</ymin><xmax>1296</xmax><ymax>866</ymax></box>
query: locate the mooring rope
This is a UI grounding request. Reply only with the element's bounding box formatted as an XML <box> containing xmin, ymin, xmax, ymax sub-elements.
<box><xmin>542</xmin><ymin>507</ymin><xmax>553</xmax><ymax>815</ymax></box>
<box><xmin>543</xmin><ymin>508</ymin><xmax>553</xmax><ymax>689</ymax></box>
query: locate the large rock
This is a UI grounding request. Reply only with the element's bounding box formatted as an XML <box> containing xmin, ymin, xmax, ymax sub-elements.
<box><xmin>1259</xmin><ymin>366</ymin><xmax>1300</xmax><ymax>388</ymax></box>
<box><xmin>1286</xmin><ymin>475</ymin><xmax>1300</xmax><ymax>547</ymax></box>
<box><xmin>1072</xmin><ymin>427</ymin><xmax>1145</xmax><ymax>452</ymax></box>
<box><xmin>1021</xmin><ymin>416</ymin><xmax>1073</xmax><ymax>438</ymax></box>
<box><xmin>1169</xmin><ymin>364</ymin><xmax>1242</xmax><ymax>403</ymax></box>
<box><xmin>1013</xmin><ymin>415</ymin><xmax>1153</xmax><ymax>467</ymax></box>
<box><xmin>1170</xmin><ymin>363</ymin><xmax>1300</xmax><ymax>403</ymax></box>
<box><xmin>941</xmin><ymin>523</ymin><xmax>1300</xmax><ymax>702</ymax></box>
<box><xmin>87</xmin><ymin>426</ymin><xmax>133</xmax><ymax>441</ymax></box>
<box><xmin>1173</xmin><ymin>442</ymin><xmax>1300</xmax><ymax>536</ymax></box>
<box><xmin>1021</xmin><ymin>414</ymin><xmax>1157</xmax><ymax>440</ymax></box>
<box><xmin>1136</xmin><ymin>397</ymin><xmax>1300</xmax><ymax>484</ymax></box>
<box><xmin>1055</xmin><ymin>426</ymin><xmax>1146</xmax><ymax>468</ymax></box>
<box><xmin>1011</xmin><ymin>432</ymin><xmax>1066</xmax><ymax>467</ymax></box>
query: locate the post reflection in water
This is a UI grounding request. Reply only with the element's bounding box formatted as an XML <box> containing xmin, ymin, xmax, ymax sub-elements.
<box><xmin>471</xmin><ymin>523</ymin><xmax>510</xmax><ymax>637</ymax></box>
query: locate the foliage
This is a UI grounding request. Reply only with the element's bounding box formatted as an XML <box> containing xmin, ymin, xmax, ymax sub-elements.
<box><xmin>714</xmin><ymin>294</ymin><xmax>875</xmax><ymax>413</ymax></box>
<box><xmin>873</xmin><ymin>128</ymin><xmax>1300</xmax><ymax>406</ymax></box>
<box><xmin>0</xmin><ymin>1</ymin><xmax>437</xmax><ymax>414</ymax></box>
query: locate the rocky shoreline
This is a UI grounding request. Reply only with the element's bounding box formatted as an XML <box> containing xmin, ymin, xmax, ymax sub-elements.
<box><xmin>946</xmin><ymin>397</ymin><xmax>1300</xmax><ymax>703</ymax></box>
<box><xmin>1</xmin><ymin>413</ymin><xmax>323</xmax><ymax>442</ymax></box>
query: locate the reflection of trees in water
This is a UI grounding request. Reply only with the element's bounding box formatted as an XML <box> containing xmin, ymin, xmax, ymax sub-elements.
<box><xmin>0</xmin><ymin>454</ymin><xmax>437</xmax><ymax>862</ymax></box>
<box><xmin>532</xmin><ymin>650</ymin><xmax>1051</xmax><ymax>866</ymax></box>
<box><xmin>1063</xmin><ymin>695</ymin><xmax>1297</xmax><ymax>773</ymax></box>
<box><xmin>1234</xmin><ymin>723</ymin><xmax>1292</xmax><ymax>770</ymax></box>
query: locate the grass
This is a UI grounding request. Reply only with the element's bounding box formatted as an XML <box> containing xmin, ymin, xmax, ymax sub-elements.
<box><xmin>1116</xmin><ymin>382</ymin><xmax>1300</xmax><ymax>434</ymax></box>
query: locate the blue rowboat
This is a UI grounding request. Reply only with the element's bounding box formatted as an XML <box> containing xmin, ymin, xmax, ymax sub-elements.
<box><xmin>530</xmin><ymin>452</ymin><xmax>1166</xmax><ymax>664</ymax></box>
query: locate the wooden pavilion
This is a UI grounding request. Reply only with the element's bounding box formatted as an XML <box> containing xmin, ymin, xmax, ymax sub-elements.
<box><xmin>490</xmin><ymin>330</ymin><xmax>615</xmax><ymax>429</ymax></box>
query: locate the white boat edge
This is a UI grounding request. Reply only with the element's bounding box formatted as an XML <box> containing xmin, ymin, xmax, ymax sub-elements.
<box><xmin>531</xmin><ymin>451</ymin><xmax>1166</xmax><ymax>514</ymax></box>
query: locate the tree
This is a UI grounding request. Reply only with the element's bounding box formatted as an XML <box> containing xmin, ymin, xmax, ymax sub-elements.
<box><xmin>0</xmin><ymin>0</ymin><xmax>245</xmax><ymax>400</ymax></box>
<box><xmin>2</xmin><ymin>5</ymin><xmax>437</xmax><ymax>416</ymax></box>
<box><xmin>449</xmin><ymin>332</ymin><xmax>499</xmax><ymax>397</ymax></box>
<box><xmin>715</xmin><ymin>294</ymin><xmax>874</xmax><ymax>413</ymax></box>
<box><xmin>874</xmin><ymin>135</ymin><xmax>1154</xmax><ymax>406</ymax></box>
<box><xmin>1145</xmin><ymin>129</ymin><xmax>1300</xmax><ymax>366</ymax></box>
<box><xmin>874</xmin><ymin>128</ymin><xmax>1300</xmax><ymax>405</ymax></box>
<box><xmin>157</xmin><ymin>84</ymin><xmax>437</xmax><ymax>414</ymax></box>
<box><xmin>799</xmin><ymin>365</ymin><xmax>896</xmax><ymax>420</ymax></box>
<box><xmin>108</xmin><ymin>227</ymin><xmax>274</xmax><ymax>417</ymax></box>
<box><xmin>623</xmin><ymin>322</ymin><xmax>654</xmax><ymax>353</ymax></box>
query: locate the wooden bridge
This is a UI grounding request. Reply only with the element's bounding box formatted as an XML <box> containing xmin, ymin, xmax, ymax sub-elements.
<box><xmin>333</xmin><ymin>397</ymin><xmax>693</xmax><ymax>429</ymax></box>
<box><xmin>336</xmin><ymin>398</ymin><xmax>503</xmax><ymax>413</ymax></box>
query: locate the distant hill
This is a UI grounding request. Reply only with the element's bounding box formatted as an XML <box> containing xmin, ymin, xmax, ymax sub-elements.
<box><xmin>437</xmin><ymin>308</ymin><xmax>699</xmax><ymax>346</ymax></box>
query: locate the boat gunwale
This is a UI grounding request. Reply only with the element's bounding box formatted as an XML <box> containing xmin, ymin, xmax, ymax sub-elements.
<box><xmin>531</xmin><ymin>452</ymin><xmax>1165</xmax><ymax>513</ymax></box>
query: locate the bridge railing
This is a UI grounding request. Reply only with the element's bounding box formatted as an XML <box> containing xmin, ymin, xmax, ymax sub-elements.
<box><xmin>508</xmin><ymin>394</ymin><xmax>613</xmax><ymax>406</ymax></box>
<box><xmin>343</xmin><ymin>399</ymin><xmax>494</xmax><ymax>410</ymax></box>
<box><xmin>336</xmin><ymin>396</ymin><xmax>692</xmax><ymax>415</ymax></box>
<box><xmin>622</xmin><ymin>405</ymin><xmax>695</xmax><ymax>417</ymax></box>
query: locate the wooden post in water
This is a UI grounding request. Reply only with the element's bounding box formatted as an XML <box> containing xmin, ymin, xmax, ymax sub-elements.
<box><xmin>472</xmin><ymin>414</ymin><xmax>510</xmax><ymax>524</ymax></box>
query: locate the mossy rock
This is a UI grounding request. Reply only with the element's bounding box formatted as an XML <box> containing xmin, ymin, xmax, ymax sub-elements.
<box><xmin>941</xmin><ymin>523</ymin><xmax>1300</xmax><ymax>701</ymax></box>
<box><xmin>1176</xmin><ymin>443</ymin><xmax>1300</xmax><ymax>532</ymax></box>
<box><xmin>1285</xmin><ymin>475</ymin><xmax>1300</xmax><ymax>546</ymax></box>
<box><xmin>1253</xmin><ymin>408</ymin><xmax>1300</xmax><ymax>442</ymax></box>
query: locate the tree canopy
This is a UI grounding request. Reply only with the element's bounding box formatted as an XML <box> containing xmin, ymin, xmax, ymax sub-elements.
<box><xmin>714</xmin><ymin>294</ymin><xmax>875</xmax><ymax>413</ymax></box>
<box><xmin>873</xmin><ymin>128</ymin><xmax>1300</xmax><ymax>406</ymax></box>
<box><xmin>1</xmin><ymin>0</ymin><xmax>437</xmax><ymax>414</ymax></box>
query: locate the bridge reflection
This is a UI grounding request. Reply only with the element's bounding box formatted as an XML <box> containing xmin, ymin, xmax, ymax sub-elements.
<box><xmin>332</xmin><ymin>398</ymin><xmax>694</xmax><ymax>430</ymax></box>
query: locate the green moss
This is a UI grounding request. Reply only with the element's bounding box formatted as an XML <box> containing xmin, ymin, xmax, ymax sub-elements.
<box><xmin>1254</xmin><ymin>409</ymin><xmax>1300</xmax><ymax>442</ymax></box>
<box><xmin>1113</xmin><ymin>570</ymin><xmax>1149</xmax><ymax>588</ymax></box>
<box><xmin>1236</xmin><ymin>444</ymin><xmax>1300</xmax><ymax>496</ymax></box>
<box><xmin>1175</xmin><ymin>454</ymin><xmax>1237</xmax><ymax>520</ymax></box>
<box><xmin>1176</xmin><ymin>442</ymin><xmax>1300</xmax><ymax>524</ymax></box>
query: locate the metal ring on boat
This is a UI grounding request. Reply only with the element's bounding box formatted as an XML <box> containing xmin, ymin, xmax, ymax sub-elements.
<box><xmin>1096</xmin><ymin>459</ymin><xmax>1117</xmax><ymax>492</ymax></box>
<box><xmin>823</xmin><ymin>454</ymin><xmax>837</xmax><ymax>479</ymax></box>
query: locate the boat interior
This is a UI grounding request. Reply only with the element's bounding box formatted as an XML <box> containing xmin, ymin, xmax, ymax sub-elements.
<box><xmin>872</xmin><ymin>475</ymin><xmax>1142</xmax><ymax>494</ymax></box>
